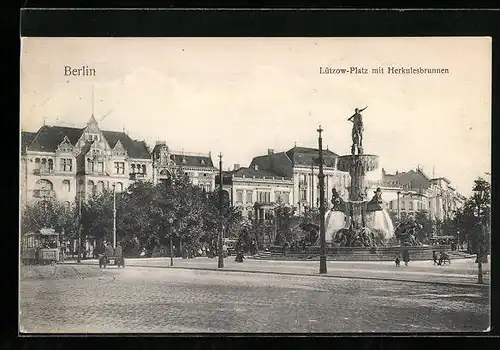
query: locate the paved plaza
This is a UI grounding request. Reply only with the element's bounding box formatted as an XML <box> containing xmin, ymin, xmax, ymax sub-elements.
<box><xmin>20</xmin><ymin>259</ymin><xmax>490</xmax><ymax>333</ymax></box>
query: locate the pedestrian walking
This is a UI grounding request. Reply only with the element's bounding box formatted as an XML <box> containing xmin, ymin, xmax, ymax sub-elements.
<box><xmin>403</xmin><ymin>250</ymin><xmax>410</xmax><ymax>266</ymax></box>
<box><xmin>395</xmin><ymin>253</ymin><xmax>401</xmax><ymax>267</ymax></box>
<box><xmin>432</xmin><ymin>250</ymin><xmax>438</xmax><ymax>265</ymax></box>
<box><xmin>114</xmin><ymin>243</ymin><xmax>123</xmax><ymax>257</ymax></box>
<box><xmin>251</xmin><ymin>240</ymin><xmax>258</xmax><ymax>255</ymax></box>
<box><xmin>282</xmin><ymin>241</ymin><xmax>289</xmax><ymax>256</ymax></box>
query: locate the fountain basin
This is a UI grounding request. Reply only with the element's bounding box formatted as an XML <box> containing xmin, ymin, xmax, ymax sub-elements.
<box><xmin>337</xmin><ymin>154</ymin><xmax>379</xmax><ymax>173</ymax></box>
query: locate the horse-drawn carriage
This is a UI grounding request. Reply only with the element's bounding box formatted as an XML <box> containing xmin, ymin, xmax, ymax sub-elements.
<box><xmin>21</xmin><ymin>228</ymin><xmax>60</xmax><ymax>265</ymax></box>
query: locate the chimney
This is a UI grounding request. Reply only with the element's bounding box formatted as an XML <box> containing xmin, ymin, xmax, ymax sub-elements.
<box><xmin>254</xmin><ymin>164</ymin><xmax>259</xmax><ymax>171</ymax></box>
<box><xmin>268</xmin><ymin>149</ymin><xmax>274</xmax><ymax>169</ymax></box>
<box><xmin>234</xmin><ymin>164</ymin><xmax>240</xmax><ymax>170</ymax></box>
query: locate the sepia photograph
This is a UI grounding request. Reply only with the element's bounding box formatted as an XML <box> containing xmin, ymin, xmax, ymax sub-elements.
<box><xmin>19</xmin><ymin>37</ymin><xmax>491</xmax><ymax>333</ymax></box>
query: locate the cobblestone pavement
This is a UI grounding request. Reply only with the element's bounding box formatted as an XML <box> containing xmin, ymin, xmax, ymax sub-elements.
<box><xmin>67</xmin><ymin>256</ymin><xmax>491</xmax><ymax>286</ymax></box>
<box><xmin>20</xmin><ymin>264</ymin><xmax>489</xmax><ymax>333</ymax></box>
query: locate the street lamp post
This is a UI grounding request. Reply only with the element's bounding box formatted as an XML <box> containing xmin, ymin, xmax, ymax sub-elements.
<box><xmin>112</xmin><ymin>184</ymin><xmax>117</xmax><ymax>249</ymax></box>
<box><xmin>473</xmin><ymin>184</ymin><xmax>485</xmax><ymax>284</ymax></box>
<box><xmin>168</xmin><ymin>218</ymin><xmax>174</xmax><ymax>266</ymax></box>
<box><xmin>397</xmin><ymin>191</ymin><xmax>401</xmax><ymax>222</ymax></box>
<box><xmin>317</xmin><ymin>125</ymin><xmax>327</xmax><ymax>274</ymax></box>
<box><xmin>77</xmin><ymin>190</ymin><xmax>83</xmax><ymax>263</ymax></box>
<box><xmin>218</xmin><ymin>153</ymin><xmax>224</xmax><ymax>268</ymax></box>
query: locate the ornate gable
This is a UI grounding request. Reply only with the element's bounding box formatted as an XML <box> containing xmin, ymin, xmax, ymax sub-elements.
<box><xmin>157</xmin><ymin>145</ymin><xmax>175</xmax><ymax>167</ymax></box>
<box><xmin>56</xmin><ymin>136</ymin><xmax>74</xmax><ymax>153</ymax></box>
<box><xmin>113</xmin><ymin>140</ymin><xmax>128</xmax><ymax>157</ymax></box>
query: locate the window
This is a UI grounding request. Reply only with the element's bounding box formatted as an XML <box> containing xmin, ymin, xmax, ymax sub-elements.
<box><xmin>48</xmin><ymin>159</ymin><xmax>54</xmax><ymax>171</ymax></box>
<box><xmin>116</xmin><ymin>182</ymin><xmax>123</xmax><ymax>192</ymax></box>
<box><xmin>246</xmin><ymin>191</ymin><xmax>253</xmax><ymax>203</ymax></box>
<box><xmin>205</xmin><ymin>184</ymin><xmax>212</xmax><ymax>192</ymax></box>
<box><xmin>60</xmin><ymin>158</ymin><xmax>73</xmax><ymax>172</ymax></box>
<box><xmin>409</xmin><ymin>201</ymin><xmax>413</xmax><ymax>210</ymax></box>
<box><xmin>131</xmin><ymin>164</ymin><xmax>136</xmax><ymax>173</ymax></box>
<box><xmin>300</xmin><ymin>189</ymin><xmax>307</xmax><ymax>201</ymax></box>
<box><xmin>41</xmin><ymin>158</ymin><xmax>47</xmax><ymax>170</ymax></box>
<box><xmin>236</xmin><ymin>190</ymin><xmax>243</xmax><ymax>203</ymax></box>
<box><xmin>114</xmin><ymin>162</ymin><xmax>125</xmax><ymax>174</ymax></box>
<box><xmin>87</xmin><ymin>181</ymin><xmax>95</xmax><ymax>197</ymax></box>
<box><xmin>97</xmin><ymin>162</ymin><xmax>104</xmax><ymax>173</ymax></box>
<box><xmin>86</xmin><ymin>134</ymin><xmax>99</xmax><ymax>142</ymax></box>
<box><xmin>36</xmin><ymin>179</ymin><xmax>53</xmax><ymax>191</ymax></box>
<box><xmin>275</xmin><ymin>191</ymin><xmax>282</xmax><ymax>202</ymax></box>
<box><xmin>97</xmin><ymin>181</ymin><xmax>105</xmax><ymax>193</ymax></box>
<box><xmin>389</xmin><ymin>201</ymin><xmax>393</xmax><ymax>209</ymax></box>
<box><xmin>142</xmin><ymin>164</ymin><xmax>147</xmax><ymax>174</ymax></box>
<box><xmin>34</xmin><ymin>158</ymin><xmax>40</xmax><ymax>169</ymax></box>
<box><xmin>62</xmin><ymin>180</ymin><xmax>71</xmax><ymax>192</ymax></box>
<box><xmin>87</xmin><ymin>158</ymin><xmax>94</xmax><ymax>172</ymax></box>
<box><xmin>282</xmin><ymin>192</ymin><xmax>289</xmax><ymax>204</ymax></box>
<box><xmin>401</xmin><ymin>201</ymin><xmax>405</xmax><ymax>210</ymax></box>
<box><xmin>300</xmin><ymin>174</ymin><xmax>307</xmax><ymax>185</ymax></box>
<box><xmin>257</xmin><ymin>191</ymin><xmax>271</xmax><ymax>204</ymax></box>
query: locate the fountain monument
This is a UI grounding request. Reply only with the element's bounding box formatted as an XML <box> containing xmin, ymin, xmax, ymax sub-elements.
<box><xmin>323</xmin><ymin>107</ymin><xmax>394</xmax><ymax>247</ymax></box>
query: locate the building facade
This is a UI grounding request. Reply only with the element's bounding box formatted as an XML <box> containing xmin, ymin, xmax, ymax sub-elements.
<box><xmin>248</xmin><ymin>147</ymin><xmax>354</xmax><ymax>214</ymax></box>
<box><xmin>20</xmin><ymin>117</ymin><xmax>216</xmax><ymax>209</ymax></box>
<box><xmin>219</xmin><ymin>164</ymin><xmax>294</xmax><ymax>220</ymax></box>
<box><xmin>151</xmin><ymin>142</ymin><xmax>216</xmax><ymax>191</ymax></box>
<box><xmin>381</xmin><ymin>167</ymin><xmax>465</xmax><ymax>222</ymax></box>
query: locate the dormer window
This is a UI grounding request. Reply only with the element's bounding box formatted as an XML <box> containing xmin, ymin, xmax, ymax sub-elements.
<box><xmin>200</xmin><ymin>159</ymin><xmax>205</xmax><ymax>165</ymax></box>
<box><xmin>182</xmin><ymin>157</ymin><xmax>187</xmax><ymax>164</ymax></box>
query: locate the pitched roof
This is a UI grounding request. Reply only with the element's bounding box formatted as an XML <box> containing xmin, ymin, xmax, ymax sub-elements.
<box><xmin>21</xmin><ymin>131</ymin><xmax>37</xmax><ymax>155</ymax></box>
<box><xmin>27</xmin><ymin>125</ymin><xmax>84</xmax><ymax>152</ymax></box>
<box><xmin>101</xmin><ymin>131</ymin><xmax>150</xmax><ymax>159</ymax></box>
<box><xmin>383</xmin><ymin>169</ymin><xmax>431</xmax><ymax>190</ymax></box>
<box><xmin>249</xmin><ymin>152</ymin><xmax>293</xmax><ymax>177</ymax></box>
<box><xmin>170</xmin><ymin>153</ymin><xmax>214</xmax><ymax>168</ymax></box>
<box><xmin>24</xmin><ymin>124</ymin><xmax>151</xmax><ymax>159</ymax></box>
<box><xmin>151</xmin><ymin>144</ymin><xmax>215</xmax><ymax>168</ymax></box>
<box><xmin>285</xmin><ymin>146</ymin><xmax>338</xmax><ymax>167</ymax></box>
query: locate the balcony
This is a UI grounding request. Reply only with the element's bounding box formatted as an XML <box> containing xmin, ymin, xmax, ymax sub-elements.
<box><xmin>32</xmin><ymin>189</ymin><xmax>56</xmax><ymax>198</ymax></box>
<box><xmin>129</xmin><ymin>173</ymin><xmax>148</xmax><ymax>180</ymax></box>
<box><xmin>32</xmin><ymin>169</ymin><xmax>54</xmax><ymax>176</ymax></box>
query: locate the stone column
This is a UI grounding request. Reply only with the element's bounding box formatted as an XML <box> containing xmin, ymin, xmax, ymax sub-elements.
<box><xmin>348</xmin><ymin>157</ymin><xmax>367</xmax><ymax>230</ymax></box>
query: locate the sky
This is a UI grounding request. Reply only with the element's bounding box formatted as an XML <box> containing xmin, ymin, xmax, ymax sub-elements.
<box><xmin>20</xmin><ymin>37</ymin><xmax>491</xmax><ymax>196</ymax></box>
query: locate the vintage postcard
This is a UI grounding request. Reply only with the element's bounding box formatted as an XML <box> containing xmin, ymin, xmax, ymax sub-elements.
<box><xmin>19</xmin><ymin>37</ymin><xmax>491</xmax><ymax>333</ymax></box>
